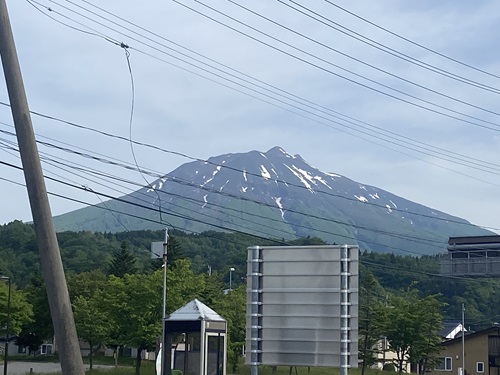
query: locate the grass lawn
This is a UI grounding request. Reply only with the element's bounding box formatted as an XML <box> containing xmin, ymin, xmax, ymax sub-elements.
<box><xmin>13</xmin><ymin>357</ymin><xmax>395</xmax><ymax>375</ymax></box>
<box><xmin>235</xmin><ymin>366</ymin><xmax>394</xmax><ymax>375</ymax></box>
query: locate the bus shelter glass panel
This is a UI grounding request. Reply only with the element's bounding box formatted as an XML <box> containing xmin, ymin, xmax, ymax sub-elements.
<box><xmin>205</xmin><ymin>333</ymin><xmax>225</xmax><ymax>375</ymax></box>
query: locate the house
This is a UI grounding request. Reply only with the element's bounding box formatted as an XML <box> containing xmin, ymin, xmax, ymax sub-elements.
<box><xmin>372</xmin><ymin>337</ymin><xmax>412</xmax><ymax>373</ymax></box>
<box><xmin>371</xmin><ymin>324</ymin><xmax>466</xmax><ymax>373</ymax></box>
<box><xmin>427</xmin><ymin>326</ymin><xmax>500</xmax><ymax>375</ymax></box>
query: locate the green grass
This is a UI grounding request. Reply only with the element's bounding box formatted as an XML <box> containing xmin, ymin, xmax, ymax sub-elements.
<box><xmin>234</xmin><ymin>367</ymin><xmax>394</xmax><ymax>375</ymax></box>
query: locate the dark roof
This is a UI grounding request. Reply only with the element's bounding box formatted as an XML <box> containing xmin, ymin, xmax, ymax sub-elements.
<box><xmin>448</xmin><ymin>235</ymin><xmax>500</xmax><ymax>246</ymax></box>
<box><xmin>439</xmin><ymin>322</ymin><xmax>461</xmax><ymax>338</ymax></box>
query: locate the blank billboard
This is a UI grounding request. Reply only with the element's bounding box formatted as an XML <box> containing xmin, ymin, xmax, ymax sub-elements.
<box><xmin>246</xmin><ymin>245</ymin><xmax>358</xmax><ymax>368</ymax></box>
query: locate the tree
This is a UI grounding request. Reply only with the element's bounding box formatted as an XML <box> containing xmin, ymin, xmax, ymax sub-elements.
<box><xmin>73</xmin><ymin>292</ymin><xmax>112</xmax><ymax>370</ymax></box>
<box><xmin>18</xmin><ymin>274</ymin><xmax>53</xmax><ymax>352</ymax></box>
<box><xmin>383</xmin><ymin>288</ymin><xmax>444</xmax><ymax>374</ymax></box>
<box><xmin>359</xmin><ymin>269</ymin><xmax>387</xmax><ymax>375</ymax></box>
<box><xmin>0</xmin><ymin>281</ymin><xmax>33</xmax><ymax>337</ymax></box>
<box><xmin>68</xmin><ymin>271</ymin><xmax>112</xmax><ymax>370</ymax></box>
<box><xmin>105</xmin><ymin>259</ymin><xmax>204</xmax><ymax>375</ymax></box>
<box><xmin>108</xmin><ymin>241</ymin><xmax>138</xmax><ymax>277</ymax></box>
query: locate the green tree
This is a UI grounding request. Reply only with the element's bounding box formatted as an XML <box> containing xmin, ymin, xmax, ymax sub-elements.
<box><xmin>384</xmin><ymin>288</ymin><xmax>444</xmax><ymax>374</ymax></box>
<box><xmin>73</xmin><ymin>291</ymin><xmax>112</xmax><ymax>370</ymax></box>
<box><xmin>108</xmin><ymin>241</ymin><xmax>138</xmax><ymax>277</ymax></box>
<box><xmin>18</xmin><ymin>274</ymin><xmax>53</xmax><ymax>352</ymax></box>
<box><xmin>359</xmin><ymin>269</ymin><xmax>387</xmax><ymax>374</ymax></box>
<box><xmin>106</xmin><ymin>259</ymin><xmax>204</xmax><ymax>375</ymax></box>
<box><xmin>0</xmin><ymin>280</ymin><xmax>33</xmax><ymax>338</ymax></box>
<box><xmin>214</xmin><ymin>285</ymin><xmax>246</xmax><ymax>373</ymax></box>
<box><xmin>68</xmin><ymin>271</ymin><xmax>112</xmax><ymax>370</ymax></box>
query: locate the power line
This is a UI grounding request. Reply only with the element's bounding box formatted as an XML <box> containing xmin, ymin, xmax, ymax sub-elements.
<box><xmin>321</xmin><ymin>0</ymin><xmax>500</xmax><ymax>81</ymax></box>
<box><xmin>172</xmin><ymin>0</ymin><xmax>500</xmax><ymax>132</ymax></box>
<box><xmin>2</xmin><ymin>110</ymin><xmax>496</xmax><ymax>233</ymax></box>
<box><xmin>283</xmin><ymin>0</ymin><xmax>500</xmax><ymax>94</ymax></box>
<box><xmin>227</xmin><ymin>0</ymin><xmax>500</xmax><ymax>119</ymax></box>
<box><xmin>0</xmin><ymin>138</ymin><xmax>446</xmax><ymax>253</ymax></box>
<box><xmin>39</xmin><ymin>0</ymin><xmax>500</xmax><ymax>133</ymax></box>
<box><xmin>21</xmin><ymin>5</ymin><xmax>500</xmax><ymax>179</ymax></box>
<box><xmin>5</xmin><ymin>2</ymin><xmax>498</xmax><ymax>238</ymax></box>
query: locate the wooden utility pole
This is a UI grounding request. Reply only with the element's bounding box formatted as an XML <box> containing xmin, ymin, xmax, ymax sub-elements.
<box><xmin>0</xmin><ymin>1</ymin><xmax>85</xmax><ymax>374</ymax></box>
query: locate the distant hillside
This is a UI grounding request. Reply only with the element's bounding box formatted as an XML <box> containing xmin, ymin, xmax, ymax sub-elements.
<box><xmin>53</xmin><ymin>146</ymin><xmax>491</xmax><ymax>255</ymax></box>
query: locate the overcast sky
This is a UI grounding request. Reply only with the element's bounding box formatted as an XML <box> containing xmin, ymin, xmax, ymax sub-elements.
<box><xmin>1</xmin><ymin>0</ymin><xmax>499</xmax><ymax>234</ymax></box>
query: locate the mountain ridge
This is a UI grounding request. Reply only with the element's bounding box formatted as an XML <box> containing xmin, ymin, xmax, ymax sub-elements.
<box><xmin>53</xmin><ymin>146</ymin><xmax>491</xmax><ymax>255</ymax></box>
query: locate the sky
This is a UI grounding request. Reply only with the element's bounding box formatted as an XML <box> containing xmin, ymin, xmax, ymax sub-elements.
<box><xmin>1</xmin><ymin>0</ymin><xmax>500</xmax><ymax>233</ymax></box>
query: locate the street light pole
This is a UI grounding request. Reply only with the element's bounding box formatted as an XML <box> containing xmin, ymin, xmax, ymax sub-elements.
<box><xmin>229</xmin><ymin>268</ymin><xmax>235</xmax><ymax>291</ymax></box>
<box><xmin>0</xmin><ymin>276</ymin><xmax>11</xmax><ymax>375</ymax></box>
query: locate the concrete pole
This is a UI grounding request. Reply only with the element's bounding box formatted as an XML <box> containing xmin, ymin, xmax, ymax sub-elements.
<box><xmin>462</xmin><ymin>304</ymin><xmax>465</xmax><ymax>375</ymax></box>
<box><xmin>0</xmin><ymin>2</ymin><xmax>85</xmax><ymax>374</ymax></box>
<box><xmin>161</xmin><ymin>228</ymin><xmax>169</xmax><ymax>375</ymax></box>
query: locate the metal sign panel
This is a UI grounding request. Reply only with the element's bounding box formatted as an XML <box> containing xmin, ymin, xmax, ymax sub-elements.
<box><xmin>151</xmin><ymin>241</ymin><xmax>164</xmax><ymax>259</ymax></box>
<box><xmin>246</xmin><ymin>245</ymin><xmax>359</xmax><ymax>369</ymax></box>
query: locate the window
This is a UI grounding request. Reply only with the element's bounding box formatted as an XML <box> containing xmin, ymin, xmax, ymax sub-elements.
<box><xmin>477</xmin><ymin>362</ymin><xmax>484</xmax><ymax>373</ymax></box>
<box><xmin>17</xmin><ymin>346</ymin><xmax>27</xmax><ymax>354</ymax></box>
<box><xmin>40</xmin><ymin>344</ymin><xmax>53</xmax><ymax>355</ymax></box>
<box><xmin>435</xmin><ymin>357</ymin><xmax>452</xmax><ymax>371</ymax></box>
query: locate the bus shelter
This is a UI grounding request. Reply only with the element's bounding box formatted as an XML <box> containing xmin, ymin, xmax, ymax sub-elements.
<box><xmin>161</xmin><ymin>299</ymin><xmax>227</xmax><ymax>375</ymax></box>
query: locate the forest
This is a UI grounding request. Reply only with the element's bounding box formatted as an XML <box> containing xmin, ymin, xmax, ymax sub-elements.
<box><xmin>0</xmin><ymin>220</ymin><xmax>499</xmax><ymax>375</ymax></box>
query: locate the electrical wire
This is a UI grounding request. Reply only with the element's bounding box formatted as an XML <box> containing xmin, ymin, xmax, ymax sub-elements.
<box><xmin>63</xmin><ymin>0</ymin><xmax>500</xmax><ymax>172</ymax></box>
<box><xmin>41</xmin><ymin>0</ymin><xmax>500</xmax><ymax>133</ymax></box>
<box><xmin>227</xmin><ymin>0</ymin><xmax>500</xmax><ymax>119</ymax></box>
<box><xmin>21</xmin><ymin>5</ymin><xmax>500</xmax><ymax>180</ymax></box>
<box><xmin>321</xmin><ymin>0</ymin><xmax>500</xmax><ymax>81</ymax></box>
<box><xmin>171</xmin><ymin>0</ymin><xmax>500</xmax><ymax>132</ymax></box>
<box><xmin>283</xmin><ymin>0</ymin><xmax>500</xmax><ymax>94</ymax></box>
<box><xmin>0</xmin><ymin>137</ymin><xmax>447</xmax><ymax>253</ymax></box>
<box><xmin>8</xmin><ymin>2</ymin><xmax>500</xmax><ymax>247</ymax></box>
<box><xmin>1</xmin><ymin>110</ymin><xmax>496</xmax><ymax>233</ymax></box>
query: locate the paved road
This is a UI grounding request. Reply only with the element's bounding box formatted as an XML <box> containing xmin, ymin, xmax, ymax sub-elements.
<box><xmin>0</xmin><ymin>361</ymin><xmax>113</xmax><ymax>374</ymax></box>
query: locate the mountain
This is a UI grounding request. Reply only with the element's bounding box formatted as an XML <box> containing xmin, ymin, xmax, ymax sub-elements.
<box><xmin>53</xmin><ymin>146</ymin><xmax>491</xmax><ymax>255</ymax></box>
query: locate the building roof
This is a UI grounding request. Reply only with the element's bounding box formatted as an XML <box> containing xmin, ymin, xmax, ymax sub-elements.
<box><xmin>441</xmin><ymin>325</ymin><xmax>500</xmax><ymax>346</ymax></box>
<box><xmin>166</xmin><ymin>299</ymin><xmax>226</xmax><ymax>322</ymax></box>
<box><xmin>439</xmin><ymin>322</ymin><xmax>465</xmax><ymax>340</ymax></box>
<box><xmin>448</xmin><ymin>235</ymin><xmax>500</xmax><ymax>247</ymax></box>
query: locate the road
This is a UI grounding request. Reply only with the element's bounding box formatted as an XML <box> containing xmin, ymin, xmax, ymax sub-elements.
<box><xmin>0</xmin><ymin>361</ymin><xmax>113</xmax><ymax>374</ymax></box>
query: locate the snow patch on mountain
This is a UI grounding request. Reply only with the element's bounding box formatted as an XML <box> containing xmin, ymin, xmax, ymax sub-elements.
<box><xmin>243</xmin><ymin>169</ymin><xmax>247</xmax><ymax>182</ymax></box>
<box><xmin>220</xmin><ymin>180</ymin><xmax>230</xmax><ymax>192</ymax></box>
<box><xmin>201</xmin><ymin>166</ymin><xmax>221</xmax><ymax>187</ymax></box>
<box><xmin>241</xmin><ymin>187</ymin><xmax>248</xmax><ymax>193</ymax></box>
<box><xmin>325</xmin><ymin>172</ymin><xmax>341</xmax><ymax>178</ymax></box>
<box><xmin>275</xmin><ymin>197</ymin><xmax>285</xmax><ymax>219</ymax></box>
<box><xmin>260</xmin><ymin>165</ymin><xmax>271</xmax><ymax>179</ymax></box>
<box><xmin>314</xmin><ymin>176</ymin><xmax>332</xmax><ymax>190</ymax></box>
<box><xmin>284</xmin><ymin>164</ymin><xmax>313</xmax><ymax>191</ymax></box>
<box><xmin>355</xmin><ymin>195</ymin><xmax>368</xmax><ymax>203</ymax></box>
<box><xmin>202</xmin><ymin>194</ymin><xmax>208</xmax><ymax>208</ymax></box>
